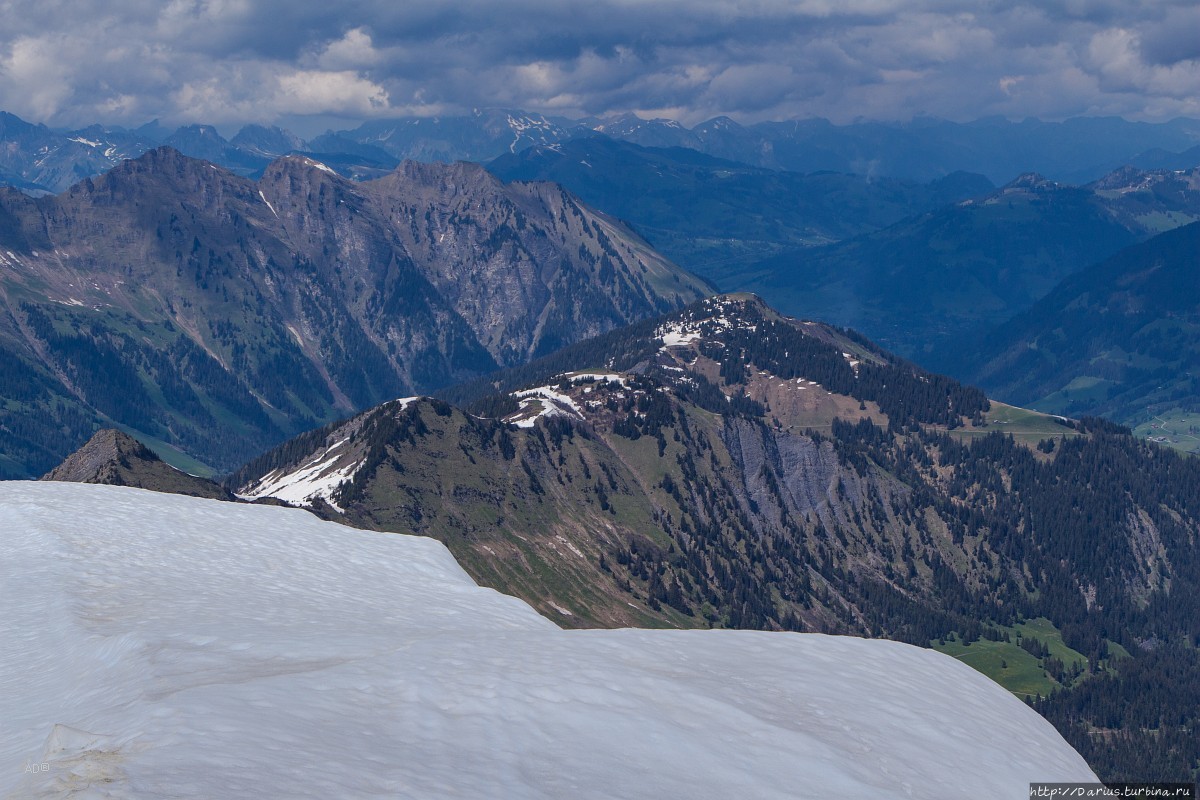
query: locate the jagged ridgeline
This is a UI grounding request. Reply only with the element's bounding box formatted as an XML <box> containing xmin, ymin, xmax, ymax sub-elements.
<box><xmin>227</xmin><ymin>294</ymin><xmax>1200</xmax><ymax>780</ymax></box>
<box><xmin>440</xmin><ymin>294</ymin><xmax>990</xmax><ymax>428</ymax></box>
<box><xmin>0</xmin><ymin>148</ymin><xmax>707</xmax><ymax>477</ymax></box>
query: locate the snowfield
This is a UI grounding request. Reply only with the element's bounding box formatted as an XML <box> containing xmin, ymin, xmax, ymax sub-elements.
<box><xmin>0</xmin><ymin>483</ymin><xmax>1095</xmax><ymax>799</ymax></box>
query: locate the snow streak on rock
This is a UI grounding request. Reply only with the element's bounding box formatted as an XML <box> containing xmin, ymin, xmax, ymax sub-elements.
<box><xmin>238</xmin><ymin>438</ymin><xmax>361</xmax><ymax>511</ymax></box>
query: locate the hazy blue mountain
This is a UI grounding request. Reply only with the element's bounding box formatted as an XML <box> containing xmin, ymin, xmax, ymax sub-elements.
<box><xmin>952</xmin><ymin>221</ymin><xmax>1200</xmax><ymax>450</ymax></box>
<box><xmin>339</xmin><ymin>111</ymin><xmax>1200</xmax><ymax>183</ymax></box>
<box><xmin>163</xmin><ymin>124</ymin><xmax>271</xmax><ymax>175</ymax></box>
<box><xmin>4</xmin><ymin>108</ymin><xmax>1199</xmax><ymax>194</ymax></box>
<box><xmin>229</xmin><ymin>124</ymin><xmax>307</xmax><ymax>159</ymax></box>
<box><xmin>342</xmin><ymin>108</ymin><xmax>575</xmax><ymax>163</ymax></box>
<box><xmin>488</xmin><ymin>136</ymin><xmax>993</xmax><ymax>280</ymax></box>
<box><xmin>0</xmin><ymin>112</ymin><xmax>302</xmax><ymax>191</ymax></box>
<box><xmin>746</xmin><ymin>116</ymin><xmax>1200</xmax><ymax>184</ymax></box>
<box><xmin>0</xmin><ymin>112</ymin><xmax>159</xmax><ymax>194</ymax></box>
<box><xmin>732</xmin><ymin>168</ymin><xmax>1200</xmax><ymax>360</ymax></box>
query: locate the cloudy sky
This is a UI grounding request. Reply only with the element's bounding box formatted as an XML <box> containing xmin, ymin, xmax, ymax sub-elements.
<box><xmin>1</xmin><ymin>0</ymin><xmax>1198</xmax><ymax>134</ymax></box>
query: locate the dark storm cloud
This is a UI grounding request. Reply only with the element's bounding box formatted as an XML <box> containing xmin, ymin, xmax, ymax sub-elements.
<box><xmin>0</xmin><ymin>0</ymin><xmax>1196</xmax><ymax>131</ymax></box>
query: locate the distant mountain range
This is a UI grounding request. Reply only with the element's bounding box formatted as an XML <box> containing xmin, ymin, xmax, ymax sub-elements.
<box><xmin>487</xmin><ymin>136</ymin><xmax>994</xmax><ymax>280</ymax></box>
<box><xmin>954</xmin><ymin>220</ymin><xmax>1200</xmax><ymax>451</ymax></box>
<box><xmin>730</xmin><ymin>168</ymin><xmax>1200</xmax><ymax>360</ymax></box>
<box><xmin>5</xmin><ymin>109</ymin><xmax>1200</xmax><ymax>456</ymax></box>
<box><xmin>342</xmin><ymin>110</ymin><xmax>1200</xmax><ymax>184</ymax></box>
<box><xmin>0</xmin><ymin>148</ymin><xmax>706</xmax><ymax>478</ymax></box>
<box><xmin>2</xmin><ymin>108</ymin><xmax>1200</xmax><ymax>196</ymax></box>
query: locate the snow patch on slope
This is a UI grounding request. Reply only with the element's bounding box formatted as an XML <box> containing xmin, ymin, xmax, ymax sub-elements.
<box><xmin>507</xmin><ymin>374</ymin><xmax>628</xmax><ymax>427</ymax></box>
<box><xmin>658</xmin><ymin>322</ymin><xmax>702</xmax><ymax>348</ymax></box>
<box><xmin>567</xmin><ymin>372</ymin><xmax>627</xmax><ymax>386</ymax></box>
<box><xmin>258</xmin><ymin>190</ymin><xmax>278</xmax><ymax>218</ymax></box>
<box><xmin>510</xmin><ymin>385</ymin><xmax>584</xmax><ymax>428</ymax></box>
<box><xmin>239</xmin><ymin>438</ymin><xmax>361</xmax><ymax>511</ymax></box>
<box><xmin>657</xmin><ymin>296</ymin><xmax>759</xmax><ymax>350</ymax></box>
<box><xmin>241</xmin><ymin>398</ymin><xmax>418</xmax><ymax>510</ymax></box>
<box><xmin>300</xmin><ymin>157</ymin><xmax>336</xmax><ymax>175</ymax></box>
<box><xmin>0</xmin><ymin>483</ymin><xmax>1096</xmax><ymax>799</ymax></box>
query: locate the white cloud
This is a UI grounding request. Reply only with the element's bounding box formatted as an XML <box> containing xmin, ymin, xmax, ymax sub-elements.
<box><xmin>0</xmin><ymin>36</ymin><xmax>76</xmax><ymax>120</ymax></box>
<box><xmin>315</xmin><ymin>27</ymin><xmax>383</xmax><ymax>71</ymax></box>
<box><xmin>276</xmin><ymin>70</ymin><xmax>390</xmax><ymax>115</ymax></box>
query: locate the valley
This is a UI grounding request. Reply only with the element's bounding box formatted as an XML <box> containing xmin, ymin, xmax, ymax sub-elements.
<box><xmin>955</xmin><ymin>220</ymin><xmax>1200</xmax><ymax>449</ymax></box>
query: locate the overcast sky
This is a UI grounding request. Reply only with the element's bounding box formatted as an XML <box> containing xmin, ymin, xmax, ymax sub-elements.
<box><xmin>1</xmin><ymin>0</ymin><xmax>1198</xmax><ymax>134</ymax></box>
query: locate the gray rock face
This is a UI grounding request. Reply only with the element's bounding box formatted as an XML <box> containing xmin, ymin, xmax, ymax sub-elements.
<box><xmin>722</xmin><ymin>417</ymin><xmax>845</xmax><ymax>522</ymax></box>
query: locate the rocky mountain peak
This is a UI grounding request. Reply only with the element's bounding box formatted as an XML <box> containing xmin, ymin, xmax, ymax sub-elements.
<box><xmin>392</xmin><ymin>158</ymin><xmax>495</xmax><ymax>191</ymax></box>
<box><xmin>42</xmin><ymin>428</ymin><xmax>153</xmax><ymax>481</ymax></box>
<box><xmin>86</xmin><ymin>146</ymin><xmax>227</xmax><ymax>188</ymax></box>
<box><xmin>230</xmin><ymin>125</ymin><xmax>306</xmax><ymax>158</ymax></box>
<box><xmin>0</xmin><ymin>146</ymin><xmax>705</xmax><ymax>477</ymax></box>
<box><xmin>41</xmin><ymin>429</ymin><xmax>233</xmax><ymax>500</ymax></box>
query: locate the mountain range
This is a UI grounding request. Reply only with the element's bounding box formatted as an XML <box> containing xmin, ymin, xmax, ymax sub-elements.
<box><xmin>340</xmin><ymin>111</ymin><xmax>1200</xmax><ymax>184</ymax></box>
<box><xmin>956</xmin><ymin>220</ymin><xmax>1200</xmax><ymax>452</ymax></box>
<box><xmin>727</xmin><ymin>168</ymin><xmax>1200</xmax><ymax>360</ymax></box>
<box><xmin>37</xmin><ymin>287</ymin><xmax>1200</xmax><ymax>779</ymax></box>
<box><xmin>6</xmin><ymin>104</ymin><xmax>1200</xmax><ymax>784</ymax></box>
<box><xmin>487</xmin><ymin>136</ymin><xmax>994</xmax><ymax>280</ymax></box>
<box><xmin>5</xmin><ymin>109</ymin><xmax>1198</xmax><ymax>403</ymax></box>
<box><xmin>0</xmin><ymin>147</ymin><xmax>706</xmax><ymax>477</ymax></box>
<box><xmin>3</xmin><ymin>108</ymin><xmax>1200</xmax><ymax>197</ymax></box>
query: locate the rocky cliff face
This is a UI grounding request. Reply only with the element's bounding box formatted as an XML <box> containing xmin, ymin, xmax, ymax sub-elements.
<box><xmin>0</xmin><ymin>148</ymin><xmax>706</xmax><ymax>476</ymax></box>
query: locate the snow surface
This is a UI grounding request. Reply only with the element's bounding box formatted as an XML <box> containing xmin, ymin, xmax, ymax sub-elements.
<box><xmin>564</xmin><ymin>372</ymin><xmax>627</xmax><ymax>387</ymax></box>
<box><xmin>656</xmin><ymin>299</ymin><xmax>757</xmax><ymax>350</ymax></box>
<box><xmin>511</xmin><ymin>385</ymin><xmax>585</xmax><ymax>428</ymax></box>
<box><xmin>658</xmin><ymin>322</ymin><xmax>702</xmax><ymax>348</ymax></box>
<box><xmin>0</xmin><ymin>483</ymin><xmax>1096</xmax><ymax>799</ymax></box>
<box><xmin>509</xmin><ymin>375</ymin><xmax>628</xmax><ymax>427</ymax></box>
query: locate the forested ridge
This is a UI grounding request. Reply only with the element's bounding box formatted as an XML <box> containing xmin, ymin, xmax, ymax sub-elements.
<box><xmin>238</xmin><ymin>295</ymin><xmax>1200</xmax><ymax>780</ymax></box>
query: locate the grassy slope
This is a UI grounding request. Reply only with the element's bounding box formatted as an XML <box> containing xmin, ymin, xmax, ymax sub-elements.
<box><xmin>933</xmin><ymin>617</ymin><xmax>1127</xmax><ymax>699</ymax></box>
<box><xmin>946</xmin><ymin>402</ymin><xmax>1084</xmax><ymax>449</ymax></box>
